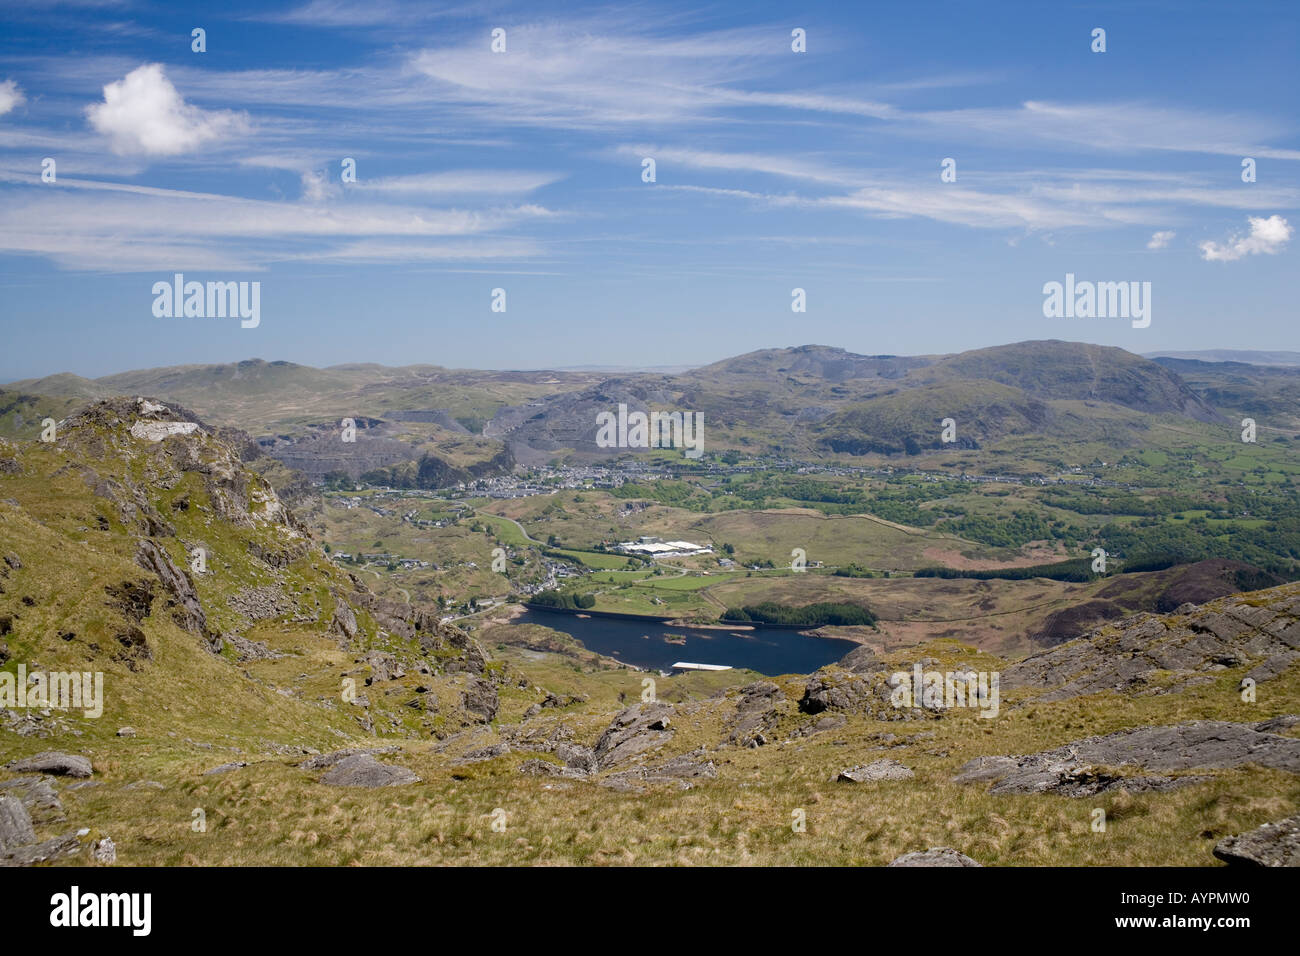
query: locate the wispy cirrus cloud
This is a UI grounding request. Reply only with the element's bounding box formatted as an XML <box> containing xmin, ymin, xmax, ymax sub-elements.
<box><xmin>0</xmin><ymin>173</ymin><xmax>559</xmax><ymax>271</ymax></box>
<box><xmin>633</xmin><ymin>145</ymin><xmax>1300</xmax><ymax>232</ymax></box>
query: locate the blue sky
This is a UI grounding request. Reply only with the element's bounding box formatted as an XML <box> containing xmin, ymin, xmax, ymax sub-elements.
<box><xmin>0</xmin><ymin>0</ymin><xmax>1297</xmax><ymax>380</ymax></box>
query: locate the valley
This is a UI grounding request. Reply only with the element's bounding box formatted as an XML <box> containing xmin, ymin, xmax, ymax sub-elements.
<box><xmin>1</xmin><ymin>341</ymin><xmax>1298</xmax><ymax>868</ymax></box>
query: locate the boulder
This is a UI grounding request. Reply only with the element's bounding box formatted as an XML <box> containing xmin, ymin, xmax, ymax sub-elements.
<box><xmin>1213</xmin><ymin>815</ymin><xmax>1300</xmax><ymax>867</ymax></box>
<box><xmin>203</xmin><ymin>761</ymin><xmax>248</xmax><ymax>776</ymax></box>
<box><xmin>299</xmin><ymin>747</ymin><xmax>399</xmax><ymax>770</ymax></box>
<box><xmin>593</xmin><ymin>702</ymin><xmax>675</xmax><ymax>768</ymax></box>
<box><xmin>461</xmin><ymin>677</ymin><xmax>499</xmax><ymax>723</ymax></box>
<box><xmin>888</xmin><ymin>847</ymin><xmax>981</xmax><ymax>867</ymax></box>
<box><xmin>0</xmin><ymin>796</ymin><xmax>35</xmax><ymax>852</ymax></box>
<box><xmin>6</xmin><ymin>751</ymin><xmax>93</xmax><ymax>778</ymax></box>
<box><xmin>838</xmin><ymin>759</ymin><xmax>915</xmax><ymax>783</ymax></box>
<box><xmin>329</xmin><ymin>601</ymin><xmax>359</xmax><ymax>645</ymax></box>
<box><xmin>362</xmin><ymin>650</ymin><xmax>403</xmax><ymax>684</ymax></box>
<box><xmin>728</xmin><ymin>681</ymin><xmax>784</xmax><ymax>747</ymax></box>
<box><xmin>319</xmin><ymin>754</ymin><xmax>418</xmax><ymax>788</ymax></box>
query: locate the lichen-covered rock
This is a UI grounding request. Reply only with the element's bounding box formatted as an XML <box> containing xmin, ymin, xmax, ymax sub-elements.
<box><xmin>888</xmin><ymin>847</ymin><xmax>981</xmax><ymax>867</ymax></box>
<box><xmin>0</xmin><ymin>796</ymin><xmax>35</xmax><ymax>852</ymax></box>
<box><xmin>593</xmin><ymin>702</ymin><xmax>675</xmax><ymax>768</ymax></box>
<box><xmin>461</xmin><ymin>677</ymin><xmax>499</xmax><ymax>724</ymax></box>
<box><xmin>319</xmin><ymin>754</ymin><xmax>418</xmax><ymax>787</ymax></box>
<box><xmin>1213</xmin><ymin>814</ymin><xmax>1300</xmax><ymax>867</ymax></box>
<box><xmin>1004</xmin><ymin>585</ymin><xmax>1300</xmax><ymax>701</ymax></box>
<box><xmin>954</xmin><ymin>720</ymin><xmax>1300</xmax><ymax>796</ymax></box>
<box><xmin>838</xmin><ymin>759</ymin><xmax>914</xmax><ymax>783</ymax></box>
<box><xmin>6</xmin><ymin>751</ymin><xmax>93</xmax><ymax>778</ymax></box>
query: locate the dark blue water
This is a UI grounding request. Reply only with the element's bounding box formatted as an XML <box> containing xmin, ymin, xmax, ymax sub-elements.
<box><xmin>515</xmin><ymin>609</ymin><xmax>858</xmax><ymax>675</ymax></box>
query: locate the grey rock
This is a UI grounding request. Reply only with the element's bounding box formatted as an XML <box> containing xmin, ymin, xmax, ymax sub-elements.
<box><xmin>203</xmin><ymin>761</ymin><xmax>248</xmax><ymax>776</ymax></box>
<box><xmin>1004</xmin><ymin>587</ymin><xmax>1300</xmax><ymax>702</ymax></box>
<box><xmin>0</xmin><ymin>775</ymin><xmax>62</xmax><ymax>822</ymax></box>
<box><xmin>461</xmin><ymin>677</ymin><xmax>499</xmax><ymax>723</ymax></box>
<box><xmin>459</xmin><ymin>743</ymin><xmax>510</xmax><ymax>763</ymax></box>
<box><xmin>362</xmin><ymin>650</ymin><xmax>404</xmax><ymax>684</ymax></box>
<box><xmin>136</xmin><ymin>537</ymin><xmax>215</xmax><ymax>649</ymax></box>
<box><xmin>888</xmin><ymin>847</ymin><xmax>981</xmax><ymax>867</ymax></box>
<box><xmin>0</xmin><ymin>831</ymin><xmax>81</xmax><ymax>867</ymax></box>
<box><xmin>838</xmin><ymin>759</ymin><xmax>915</xmax><ymax>783</ymax></box>
<box><xmin>299</xmin><ymin>746</ymin><xmax>399</xmax><ymax>770</ymax></box>
<box><xmin>593</xmin><ymin>702</ymin><xmax>675</xmax><ymax>768</ymax></box>
<box><xmin>92</xmin><ymin>837</ymin><xmax>117</xmax><ymax>864</ymax></box>
<box><xmin>6</xmin><ymin>751</ymin><xmax>92</xmax><ymax>778</ymax></box>
<box><xmin>518</xmin><ymin>758</ymin><xmax>587</xmax><ymax>780</ymax></box>
<box><xmin>0</xmin><ymin>796</ymin><xmax>35</xmax><ymax>851</ymax></box>
<box><xmin>553</xmin><ymin>742</ymin><xmax>598</xmax><ymax>774</ymax></box>
<box><xmin>728</xmin><ymin>681</ymin><xmax>784</xmax><ymax>747</ymax></box>
<box><xmin>1213</xmin><ymin>814</ymin><xmax>1300</xmax><ymax>867</ymax></box>
<box><xmin>1255</xmin><ymin>714</ymin><xmax>1300</xmax><ymax>734</ymax></box>
<box><xmin>954</xmin><ymin>720</ymin><xmax>1300</xmax><ymax>797</ymax></box>
<box><xmin>320</xmin><ymin>754</ymin><xmax>418</xmax><ymax>787</ymax></box>
<box><xmin>1245</xmin><ymin>652</ymin><xmax>1298</xmax><ymax>684</ymax></box>
<box><xmin>839</xmin><ymin>645</ymin><xmax>880</xmax><ymax>673</ymax></box>
<box><xmin>116</xmin><ymin>727</ymin><xmax>136</xmax><ymax>737</ymax></box>
<box><xmin>329</xmin><ymin>600</ymin><xmax>359</xmax><ymax>645</ymax></box>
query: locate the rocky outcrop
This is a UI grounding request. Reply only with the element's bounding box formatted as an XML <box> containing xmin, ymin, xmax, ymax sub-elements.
<box><xmin>728</xmin><ymin>681</ymin><xmax>784</xmax><ymax>747</ymax></box>
<box><xmin>1005</xmin><ymin>584</ymin><xmax>1300</xmax><ymax>701</ymax></box>
<box><xmin>328</xmin><ymin>600</ymin><xmax>359</xmax><ymax>646</ymax></box>
<box><xmin>135</xmin><ymin>537</ymin><xmax>216</xmax><ymax>651</ymax></box>
<box><xmin>593</xmin><ymin>702</ymin><xmax>675</xmax><ymax>768</ymax></box>
<box><xmin>6</xmin><ymin>751</ymin><xmax>93</xmax><ymax>778</ymax></box>
<box><xmin>0</xmin><ymin>775</ymin><xmax>62</xmax><ymax>822</ymax></box>
<box><xmin>954</xmin><ymin>721</ymin><xmax>1300</xmax><ymax>796</ymax></box>
<box><xmin>319</xmin><ymin>754</ymin><xmax>418</xmax><ymax>787</ymax></box>
<box><xmin>299</xmin><ymin>747</ymin><xmax>400</xmax><ymax>771</ymax></box>
<box><xmin>888</xmin><ymin>847</ymin><xmax>981</xmax><ymax>867</ymax></box>
<box><xmin>227</xmin><ymin>585</ymin><xmax>294</xmax><ymax>622</ymax></box>
<box><xmin>1213</xmin><ymin>815</ymin><xmax>1300</xmax><ymax>867</ymax></box>
<box><xmin>362</xmin><ymin>650</ymin><xmax>404</xmax><ymax>684</ymax></box>
<box><xmin>0</xmin><ymin>796</ymin><xmax>35</xmax><ymax>851</ymax></box>
<box><xmin>460</xmin><ymin>678</ymin><xmax>499</xmax><ymax>724</ymax></box>
<box><xmin>602</xmin><ymin>753</ymin><xmax>717</xmax><ymax>792</ymax></box>
<box><xmin>837</xmin><ymin>759</ymin><xmax>914</xmax><ymax>783</ymax></box>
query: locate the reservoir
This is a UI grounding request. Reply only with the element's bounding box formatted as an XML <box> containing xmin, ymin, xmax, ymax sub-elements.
<box><xmin>515</xmin><ymin>608</ymin><xmax>860</xmax><ymax>675</ymax></box>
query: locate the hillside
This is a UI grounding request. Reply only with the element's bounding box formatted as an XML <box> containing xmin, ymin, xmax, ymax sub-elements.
<box><xmin>4</xmin><ymin>342</ymin><xmax>1240</xmax><ymax>468</ymax></box>
<box><xmin>2</xmin><ymin>397</ymin><xmax>1297</xmax><ymax>865</ymax></box>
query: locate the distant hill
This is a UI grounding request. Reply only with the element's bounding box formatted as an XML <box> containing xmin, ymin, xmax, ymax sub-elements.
<box><xmin>1146</xmin><ymin>349</ymin><xmax>1300</xmax><ymax>367</ymax></box>
<box><xmin>917</xmin><ymin>341</ymin><xmax>1222</xmax><ymax>423</ymax></box>
<box><xmin>3</xmin><ymin>341</ymin><xmax>1241</xmax><ymax>465</ymax></box>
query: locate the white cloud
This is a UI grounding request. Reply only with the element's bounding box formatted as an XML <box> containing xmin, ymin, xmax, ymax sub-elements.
<box><xmin>299</xmin><ymin>168</ymin><xmax>337</xmax><ymax>202</ymax></box>
<box><xmin>1147</xmin><ymin>230</ymin><xmax>1175</xmax><ymax>249</ymax></box>
<box><xmin>1199</xmin><ymin>215</ymin><xmax>1293</xmax><ymax>261</ymax></box>
<box><xmin>639</xmin><ymin>147</ymin><xmax>1296</xmax><ymax>231</ymax></box>
<box><xmin>85</xmin><ymin>64</ymin><xmax>249</xmax><ymax>156</ymax></box>
<box><xmin>0</xmin><ymin>175</ymin><xmax>558</xmax><ymax>271</ymax></box>
<box><xmin>0</xmin><ymin>79</ymin><xmax>25</xmax><ymax>117</ymax></box>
